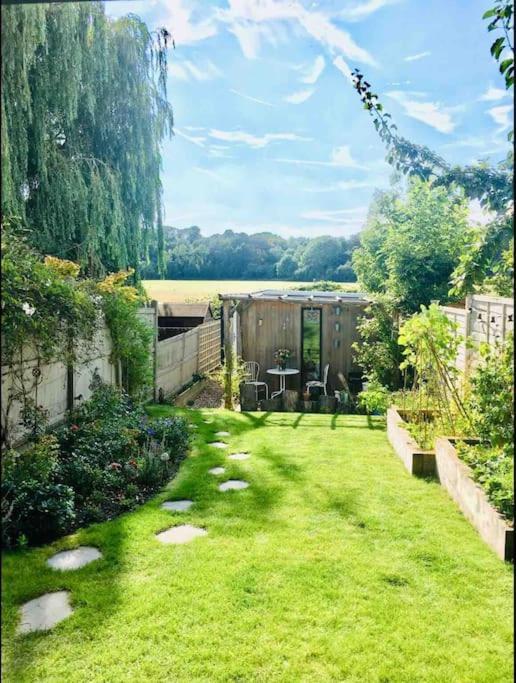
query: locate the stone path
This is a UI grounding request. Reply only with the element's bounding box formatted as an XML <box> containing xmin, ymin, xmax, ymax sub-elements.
<box><xmin>18</xmin><ymin>591</ymin><xmax>73</xmax><ymax>635</ymax></box>
<box><xmin>208</xmin><ymin>466</ymin><xmax>226</xmax><ymax>475</ymax></box>
<box><xmin>219</xmin><ymin>480</ymin><xmax>249</xmax><ymax>492</ymax></box>
<box><xmin>47</xmin><ymin>547</ymin><xmax>102</xmax><ymax>571</ymax></box>
<box><xmin>161</xmin><ymin>500</ymin><xmax>193</xmax><ymax>512</ymax></box>
<box><xmin>156</xmin><ymin>525</ymin><xmax>207</xmax><ymax>544</ymax></box>
<box><xmin>17</xmin><ymin>420</ymin><xmax>252</xmax><ymax>634</ymax></box>
<box><xmin>228</xmin><ymin>452</ymin><xmax>250</xmax><ymax>461</ymax></box>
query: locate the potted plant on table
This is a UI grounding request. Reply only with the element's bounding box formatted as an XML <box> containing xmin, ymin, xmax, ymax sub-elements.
<box><xmin>274</xmin><ymin>348</ymin><xmax>291</xmax><ymax>370</ymax></box>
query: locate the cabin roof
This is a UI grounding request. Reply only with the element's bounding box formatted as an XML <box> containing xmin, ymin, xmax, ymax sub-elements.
<box><xmin>219</xmin><ymin>289</ymin><xmax>369</xmax><ymax>304</ymax></box>
<box><xmin>157</xmin><ymin>302</ymin><xmax>212</xmax><ymax>317</ymax></box>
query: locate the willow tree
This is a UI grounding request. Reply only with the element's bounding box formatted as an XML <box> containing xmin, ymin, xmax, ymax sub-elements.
<box><xmin>1</xmin><ymin>2</ymin><xmax>173</xmax><ymax>277</ymax></box>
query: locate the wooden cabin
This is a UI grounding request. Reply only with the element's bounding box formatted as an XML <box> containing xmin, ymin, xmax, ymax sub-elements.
<box><xmin>220</xmin><ymin>289</ymin><xmax>369</xmax><ymax>396</ymax></box>
<box><xmin>157</xmin><ymin>302</ymin><xmax>213</xmax><ymax>341</ymax></box>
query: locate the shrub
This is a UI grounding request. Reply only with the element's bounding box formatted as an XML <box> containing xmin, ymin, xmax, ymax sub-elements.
<box><xmin>467</xmin><ymin>335</ymin><xmax>513</xmax><ymax>450</ymax></box>
<box><xmin>456</xmin><ymin>443</ymin><xmax>513</xmax><ymax>521</ymax></box>
<box><xmin>1</xmin><ymin>382</ymin><xmax>190</xmax><ymax>547</ymax></box>
<box><xmin>2</xmin><ymin>436</ymin><xmax>75</xmax><ymax>547</ymax></box>
<box><xmin>358</xmin><ymin>379</ymin><xmax>390</xmax><ymax>415</ymax></box>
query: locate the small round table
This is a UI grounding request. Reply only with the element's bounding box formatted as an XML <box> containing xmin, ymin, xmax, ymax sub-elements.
<box><xmin>266</xmin><ymin>368</ymin><xmax>299</xmax><ymax>399</ymax></box>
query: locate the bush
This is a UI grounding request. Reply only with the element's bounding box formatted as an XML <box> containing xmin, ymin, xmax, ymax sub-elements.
<box><xmin>358</xmin><ymin>379</ymin><xmax>390</xmax><ymax>415</ymax></box>
<box><xmin>467</xmin><ymin>335</ymin><xmax>513</xmax><ymax>450</ymax></box>
<box><xmin>2</xmin><ymin>436</ymin><xmax>75</xmax><ymax>547</ymax></box>
<box><xmin>456</xmin><ymin>443</ymin><xmax>513</xmax><ymax>521</ymax></box>
<box><xmin>1</xmin><ymin>382</ymin><xmax>190</xmax><ymax>547</ymax></box>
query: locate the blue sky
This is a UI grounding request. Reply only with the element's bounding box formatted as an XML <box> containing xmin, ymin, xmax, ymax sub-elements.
<box><xmin>106</xmin><ymin>0</ymin><xmax>512</xmax><ymax>238</ymax></box>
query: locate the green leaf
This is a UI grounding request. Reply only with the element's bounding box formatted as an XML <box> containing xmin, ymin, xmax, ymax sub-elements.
<box><xmin>491</xmin><ymin>37</ymin><xmax>505</xmax><ymax>59</ymax></box>
<box><xmin>499</xmin><ymin>58</ymin><xmax>513</xmax><ymax>74</ymax></box>
<box><xmin>482</xmin><ymin>8</ymin><xmax>496</xmax><ymax>18</ymax></box>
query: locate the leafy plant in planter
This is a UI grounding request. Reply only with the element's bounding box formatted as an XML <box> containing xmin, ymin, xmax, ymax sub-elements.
<box><xmin>397</xmin><ymin>304</ymin><xmax>473</xmax><ymax>446</ymax></box>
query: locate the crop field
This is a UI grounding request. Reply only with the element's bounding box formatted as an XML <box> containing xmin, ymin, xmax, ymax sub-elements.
<box><xmin>142</xmin><ymin>280</ymin><xmax>359</xmax><ymax>302</ymax></box>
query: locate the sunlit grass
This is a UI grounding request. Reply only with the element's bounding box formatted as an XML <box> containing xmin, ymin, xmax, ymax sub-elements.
<box><xmin>2</xmin><ymin>410</ymin><xmax>513</xmax><ymax>682</ymax></box>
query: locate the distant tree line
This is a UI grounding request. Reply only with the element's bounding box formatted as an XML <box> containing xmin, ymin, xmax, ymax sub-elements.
<box><xmin>141</xmin><ymin>226</ymin><xmax>360</xmax><ymax>282</ymax></box>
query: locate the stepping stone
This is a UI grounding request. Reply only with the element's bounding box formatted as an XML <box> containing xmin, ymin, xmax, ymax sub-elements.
<box><xmin>218</xmin><ymin>480</ymin><xmax>249</xmax><ymax>492</ymax></box>
<box><xmin>156</xmin><ymin>525</ymin><xmax>207</xmax><ymax>544</ymax></box>
<box><xmin>161</xmin><ymin>500</ymin><xmax>193</xmax><ymax>512</ymax></box>
<box><xmin>208</xmin><ymin>442</ymin><xmax>228</xmax><ymax>449</ymax></box>
<box><xmin>203</xmin><ymin>419</ymin><xmax>212</xmax><ymax>424</ymax></box>
<box><xmin>189</xmin><ymin>424</ymin><xmax>198</xmax><ymax>430</ymax></box>
<box><xmin>208</xmin><ymin>466</ymin><xmax>226</xmax><ymax>475</ymax></box>
<box><xmin>17</xmin><ymin>591</ymin><xmax>73</xmax><ymax>634</ymax></box>
<box><xmin>215</xmin><ymin>431</ymin><xmax>230</xmax><ymax>437</ymax></box>
<box><xmin>228</xmin><ymin>452</ymin><xmax>250</xmax><ymax>461</ymax></box>
<box><xmin>47</xmin><ymin>546</ymin><xmax>102</xmax><ymax>571</ymax></box>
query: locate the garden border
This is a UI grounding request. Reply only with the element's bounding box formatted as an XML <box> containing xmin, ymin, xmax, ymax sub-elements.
<box><xmin>386</xmin><ymin>406</ymin><xmax>436</xmax><ymax>477</ymax></box>
<box><xmin>434</xmin><ymin>437</ymin><xmax>513</xmax><ymax>562</ymax></box>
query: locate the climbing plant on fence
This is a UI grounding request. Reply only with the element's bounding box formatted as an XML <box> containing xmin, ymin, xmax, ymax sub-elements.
<box><xmin>1</xmin><ymin>223</ymin><xmax>153</xmax><ymax>446</ymax></box>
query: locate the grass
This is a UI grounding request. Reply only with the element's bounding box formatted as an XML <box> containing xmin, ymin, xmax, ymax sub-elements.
<box><xmin>143</xmin><ymin>279</ymin><xmax>359</xmax><ymax>302</ymax></box>
<box><xmin>2</xmin><ymin>409</ymin><xmax>513</xmax><ymax>682</ymax></box>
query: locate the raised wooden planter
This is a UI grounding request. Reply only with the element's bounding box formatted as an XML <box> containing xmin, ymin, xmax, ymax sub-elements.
<box><xmin>261</xmin><ymin>397</ymin><xmax>282</xmax><ymax>412</ymax></box>
<box><xmin>435</xmin><ymin>437</ymin><xmax>513</xmax><ymax>561</ymax></box>
<box><xmin>386</xmin><ymin>407</ymin><xmax>436</xmax><ymax>477</ymax></box>
<box><xmin>173</xmin><ymin>378</ymin><xmax>207</xmax><ymax>407</ymax></box>
<box><xmin>239</xmin><ymin>383</ymin><xmax>258</xmax><ymax>412</ymax></box>
<box><xmin>319</xmin><ymin>395</ymin><xmax>337</xmax><ymax>414</ymax></box>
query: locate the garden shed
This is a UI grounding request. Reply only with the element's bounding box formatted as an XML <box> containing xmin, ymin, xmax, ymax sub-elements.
<box><xmin>220</xmin><ymin>289</ymin><xmax>369</xmax><ymax>398</ymax></box>
<box><xmin>157</xmin><ymin>302</ymin><xmax>213</xmax><ymax>341</ymax></box>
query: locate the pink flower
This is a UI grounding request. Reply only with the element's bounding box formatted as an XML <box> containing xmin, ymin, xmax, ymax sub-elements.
<box><xmin>108</xmin><ymin>462</ymin><xmax>122</xmax><ymax>471</ymax></box>
<box><xmin>70</xmin><ymin>424</ymin><xmax>79</xmax><ymax>432</ymax></box>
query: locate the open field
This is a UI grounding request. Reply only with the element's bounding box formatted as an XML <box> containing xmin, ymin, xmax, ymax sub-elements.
<box><xmin>2</xmin><ymin>409</ymin><xmax>512</xmax><ymax>682</ymax></box>
<box><xmin>143</xmin><ymin>280</ymin><xmax>359</xmax><ymax>302</ymax></box>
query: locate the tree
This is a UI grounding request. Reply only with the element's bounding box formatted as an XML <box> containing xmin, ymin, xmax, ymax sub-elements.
<box><xmin>349</xmin><ymin>2</ymin><xmax>514</xmax><ymax>297</ymax></box>
<box><xmin>1</xmin><ymin>3</ymin><xmax>173</xmax><ymax>277</ymax></box>
<box><xmin>353</xmin><ymin>179</ymin><xmax>469</xmax><ymax>312</ymax></box>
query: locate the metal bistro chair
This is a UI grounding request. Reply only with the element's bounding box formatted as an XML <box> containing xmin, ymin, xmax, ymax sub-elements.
<box><xmin>243</xmin><ymin>361</ymin><xmax>269</xmax><ymax>401</ymax></box>
<box><xmin>305</xmin><ymin>363</ymin><xmax>329</xmax><ymax>396</ymax></box>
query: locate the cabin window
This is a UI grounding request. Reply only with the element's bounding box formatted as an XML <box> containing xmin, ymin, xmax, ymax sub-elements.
<box><xmin>301</xmin><ymin>308</ymin><xmax>322</xmax><ymax>384</ymax></box>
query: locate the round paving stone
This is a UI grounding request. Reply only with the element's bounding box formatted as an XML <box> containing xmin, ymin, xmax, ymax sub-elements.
<box><xmin>208</xmin><ymin>441</ymin><xmax>228</xmax><ymax>449</ymax></box>
<box><xmin>228</xmin><ymin>452</ymin><xmax>250</xmax><ymax>461</ymax></box>
<box><xmin>218</xmin><ymin>480</ymin><xmax>249</xmax><ymax>492</ymax></box>
<box><xmin>156</xmin><ymin>525</ymin><xmax>207</xmax><ymax>544</ymax></box>
<box><xmin>47</xmin><ymin>547</ymin><xmax>102</xmax><ymax>571</ymax></box>
<box><xmin>161</xmin><ymin>500</ymin><xmax>193</xmax><ymax>512</ymax></box>
<box><xmin>215</xmin><ymin>431</ymin><xmax>230</xmax><ymax>437</ymax></box>
<box><xmin>17</xmin><ymin>591</ymin><xmax>73</xmax><ymax>634</ymax></box>
<box><xmin>208</xmin><ymin>466</ymin><xmax>226</xmax><ymax>475</ymax></box>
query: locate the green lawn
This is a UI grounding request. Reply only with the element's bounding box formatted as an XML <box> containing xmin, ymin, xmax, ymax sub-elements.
<box><xmin>142</xmin><ymin>279</ymin><xmax>358</xmax><ymax>302</ymax></box>
<box><xmin>2</xmin><ymin>410</ymin><xmax>513</xmax><ymax>682</ymax></box>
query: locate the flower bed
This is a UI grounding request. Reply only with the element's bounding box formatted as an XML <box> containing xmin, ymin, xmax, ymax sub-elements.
<box><xmin>1</xmin><ymin>381</ymin><xmax>190</xmax><ymax>548</ymax></box>
<box><xmin>386</xmin><ymin>406</ymin><xmax>436</xmax><ymax>477</ymax></box>
<box><xmin>435</xmin><ymin>437</ymin><xmax>513</xmax><ymax>561</ymax></box>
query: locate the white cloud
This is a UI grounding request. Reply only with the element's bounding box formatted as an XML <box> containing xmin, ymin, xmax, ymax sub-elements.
<box><xmin>194</xmin><ymin>167</ymin><xmax>229</xmax><ymax>183</ymax></box>
<box><xmin>333</xmin><ymin>56</ymin><xmax>352</xmax><ymax>82</ymax></box>
<box><xmin>299</xmin><ymin>55</ymin><xmax>326</xmax><ymax>83</ymax></box>
<box><xmin>175</xmin><ymin>129</ymin><xmax>206</xmax><ymax>147</ymax></box>
<box><xmin>300</xmin><ymin>206</ymin><xmax>368</xmax><ymax>223</ymax></box>
<box><xmin>208</xmin><ymin>129</ymin><xmax>311</xmax><ymax>148</ymax></box>
<box><xmin>331</xmin><ymin>145</ymin><xmax>360</xmax><ymax>166</ymax></box>
<box><xmin>230</xmin><ymin>89</ymin><xmax>276</xmax><ymax>107</ymax></box>
<box><xmin>218</xmin><ymin>0</ymin><xmax>376</xmax><ymax>65</ymax></box>
<box><xmin>275</xmin><ymin>145</ymin><xmax>364</xmax><ymax>168</ymax></box>
<box><xmin>284</xmin><ymin>88</ymin><xmax>315</xmax><ymax>104</ymax></box>
<box><xmin>386</xmin><ymin>91</ymin><xmax>455</xmax><ymax>133</ymax></box>
<box><xmin>339</xmin><ymin>0</ymin><xmax>402</xmax><ymax>21</ymax></box>
<box><xmin>468</xmin><ymin>199</ymin><xmax>495</xmax><ymax>226</ymax></box>
<box><xmin>170</xmin><ymin>59</ymin><xmax>222</xmax><ymax>81</ymax></box>
<box><xmin>404</xmin><ymin>51</ymin><xmax>431</xmax><ymax>62</ymax></box>
<box><xmin>487</xmin><ymin>104</ymin><xmax>513</xmax><ymax>129</ymax></box>
<box><xmin>480</xmin><ymin>86</ymin><xmax>508</xmax><ymax>101</ymax></box>
<box><xmin>159</xmin><ymin>0</ymin><xmax>218</xmax><ymax>45</ymax></box>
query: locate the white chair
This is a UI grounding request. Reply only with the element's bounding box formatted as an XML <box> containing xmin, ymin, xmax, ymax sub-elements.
<box><xmin>306</xmin><ymin>363</ymin><xmax>329</xmax><ymax>396</ymax></box>
<box><xmin>243</xmin><ymin>361</ymin><xmax>269</xmax><ymax>401</ymax></box>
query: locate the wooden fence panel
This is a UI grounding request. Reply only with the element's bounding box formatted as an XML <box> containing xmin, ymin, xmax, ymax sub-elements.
<box><xmin>197</xmin><ymin>320</ymin><xmax>221</xmax><ymax>374</ymax></box>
